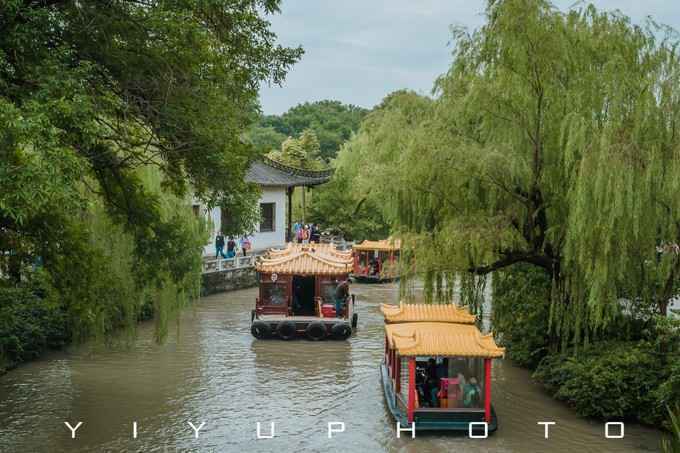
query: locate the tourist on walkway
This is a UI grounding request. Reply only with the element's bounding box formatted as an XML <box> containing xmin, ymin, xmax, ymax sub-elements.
<box><xmin>293</xmin><ymin>221</ymin><xmax>302</xmax><ymax>240</ymax></box>
<box><xmin>301</xmin><ymin>225</ymin><xmax>310</xmax><ymax>244</ymax></box>
<box><xmin>239</xmin><ymin>235</ymin><xmax>251</xmax><ymax>256</ymax></box>
<box><xmin>334</xmin><ymin>279</ymin><xmax>350</xmax><ymax>318</ymax></box>
<box><xmin>226</xmin><ymin>236</ymin><xmax>237</xmax><ymax>258</ymax></box>
<box><xmin>215</xmin><ymin>232</ymin><xmax>227</xmax><ymax>258</ymax></box>
<box><xmin>295</xmin><ymin>223</ymin><xmax>303</xmax><ymax>243</ymax></box>
<box><xmin>310</xmin><ymin>224</ymin><xmax>320</xmax><ymax>243</ymax></box>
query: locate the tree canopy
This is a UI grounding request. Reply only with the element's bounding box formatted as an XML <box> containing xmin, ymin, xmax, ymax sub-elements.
<box><xmin>336</xmin><ymin>0</ymin><xmax>680</xmax><ymax>345</ymax></box>
<box><xmin>267</xmin><ymin>129</ymin><xmax>327</xmax><ymax>170</ymax></box>
<box><xmin>248</xmin><ymin>100</ymin><xmax>368</xmax><ymax>160</ymax></box>
<box><xmin>0</xmin><ymin>1</ymin><xmax>300</xmax><ymax>345</ymax></box>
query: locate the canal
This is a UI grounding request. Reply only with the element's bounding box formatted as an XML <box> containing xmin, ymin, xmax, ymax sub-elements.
<box><xmin>0</xmin><ymin>283</ymin><xmax>662</xmax><ymax>452</ymax></box>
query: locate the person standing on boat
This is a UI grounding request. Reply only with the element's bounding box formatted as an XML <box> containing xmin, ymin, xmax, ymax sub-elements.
<box><xmin>463</xmin><ymin>377</ymin><xmax>482</xmax><ymax>407</ymax></box>
<box><xmin>334</xmin><ymin>279</ymin><xmax>350</xmax><ymax>318</ymax></box>
<box><xmin>215</xmin><ymin>232</ymin><xmax>227</xmax><ymax>258</ymax></box>
<box><xmin>426</xmin><ymin>358</ymin><xmax>440</xmax><ymax>407</ymax></box>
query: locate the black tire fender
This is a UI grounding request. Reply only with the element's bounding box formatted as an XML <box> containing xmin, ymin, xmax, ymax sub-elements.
<box><xmin>276</xmin><ymin>320</ymin><xmax>297</xmax><ymax>340</ymax></box>
<box><xmin>305</xmin><ymin>321</ymin><xmax>327</xmax><ymax>341</ymax></box>
<box><xmin>331</xmin><ymin>322</ymin><xmax>352</xmax><ymax>340</ymax></box>
<box><xmin>251</xmin><ymin>321</ymin><xmax>271</xmax><ymax>339</ymax></box>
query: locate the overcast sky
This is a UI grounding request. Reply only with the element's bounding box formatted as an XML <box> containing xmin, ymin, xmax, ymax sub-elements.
<box><xmin>258</xmin><ymin>0</ymin><xmax>680</xmax><ymax>115</ymax></box>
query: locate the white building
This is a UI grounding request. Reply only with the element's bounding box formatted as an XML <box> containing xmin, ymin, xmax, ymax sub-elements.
<box><xmin>196</xmin><ymin>158</ymin><xmax>331</xmax><ymax>256</ymax></box>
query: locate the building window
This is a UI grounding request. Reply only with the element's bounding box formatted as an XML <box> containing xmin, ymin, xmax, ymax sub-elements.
<box><xmin>260</xmin><ymin>202</ymin><xmax>275</xmax><ymax>232</ymax></box>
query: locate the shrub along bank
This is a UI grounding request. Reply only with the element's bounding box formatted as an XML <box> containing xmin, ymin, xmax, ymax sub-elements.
<box><xmin>493</xmin><ymin>264</ymin><xmax>680</xmax><ymax>429</ymax></box>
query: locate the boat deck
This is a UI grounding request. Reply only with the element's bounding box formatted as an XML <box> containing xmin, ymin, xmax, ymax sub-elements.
<box><xmin>258</xmin><ymin>315</ymin><xmax>346</xmax><ymax>323</ymax></box>
<box><xmin>380</xmin><ymin>361</ymin><xmax>498</xmax><ymax>432</ymax></box>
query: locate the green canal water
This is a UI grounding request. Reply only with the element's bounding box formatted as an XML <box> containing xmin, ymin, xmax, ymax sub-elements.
<box><xmin>0</xmin><ymin>283</ymin><xmax>663</xmax><ymax>452</ymax></box>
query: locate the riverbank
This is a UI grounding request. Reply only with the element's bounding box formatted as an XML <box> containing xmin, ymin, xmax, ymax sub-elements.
<box><xmin>0</xmin><ymin>282</ymin><xmax>157</xmax><ymax>376</ymax></box>
<box><xmin>492</xmin><ymin>264</ymin><xmax>680</xmax><ymax>431</ymax></box>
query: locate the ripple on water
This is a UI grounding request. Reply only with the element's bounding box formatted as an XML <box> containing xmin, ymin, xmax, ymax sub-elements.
<box><xmin>0</xmin><ymin>283</ymin><xmax>663</xmax><ymax>453</ymax></box>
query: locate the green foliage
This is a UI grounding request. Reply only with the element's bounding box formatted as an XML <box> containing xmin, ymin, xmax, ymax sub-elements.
<box><xmin>662</xmin><ymin>404</ymin><xmax>680</xmax><ymax>453</ymax></box>
<box><xmin>492</xmin><ymin>264</ymin><xmax>552</xmax><ymax>368</ymax></box>
<box><xmin>534</xmin><ymin>342</ymin><xmax>663</xmax><ymax>421</ymax></box>
<box><xmin>331</xmin><ymin>0</ymin><xmax>680</xmax><ymax>347</ymax></box>
<box><xmin>308</xmin><ymin>90</ymin><xmax>430</xmax><ymax>240</ymax></box>
<box><xmin>267</xmin><ymin>129</ymin><xmax>327</xmax><ymax>170</ymax></box>
<box><xmin>246</xmin><ymin>126</ymin><xmax>287</xmax><ymax>152</ymax></box>
<box><xmin>0</xmin><ymin>0</ymin><xmax>296</xmax><ymax>359</ymax></box>
<box><xmin>249</xmin><ymin>100</ymin><xmax>368</xmax><ymax>160</ymax></box>
<box><xmin>0</xmin><ymin>280</ymin><xmax>68</xmax><ymax>373</ymax></box>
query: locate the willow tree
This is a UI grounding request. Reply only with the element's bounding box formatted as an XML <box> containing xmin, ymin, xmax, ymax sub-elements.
<box><xmin>367</xmin><ymin>0</ymin><xmax>680</xmax><ymax>343</ymax></box>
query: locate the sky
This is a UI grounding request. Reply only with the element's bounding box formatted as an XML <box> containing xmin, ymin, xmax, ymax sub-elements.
<box><xmin>258</xmin><ymin>0</ymin><xmax>680</xmax><ymax>115</ymax></box>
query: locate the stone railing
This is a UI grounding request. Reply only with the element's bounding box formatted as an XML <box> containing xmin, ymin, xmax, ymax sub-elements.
<box><xmin>202</xmin><ymin>255</ymin><xmax>255</xmax><ymax>274</ymax></box>
<box><xmin>319</xmin><ymin>236</ymin><xmax>355</xmax><ymax>251</ymax></box>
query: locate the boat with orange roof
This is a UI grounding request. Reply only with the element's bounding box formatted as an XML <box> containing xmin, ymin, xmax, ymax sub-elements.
<box><xmin>351</xmin><ymin>238</ymin><xmax>401</xmax><ymax>283</ymax></box>
<box><xmin>250</xmin><ymin>243</ymin><xmax>358</xmax><ymax>340</ymax></box>
<box><xmin>379</xmin><ymin>302</ymin><xmax>504</xmax><ymax>433</ymax></box>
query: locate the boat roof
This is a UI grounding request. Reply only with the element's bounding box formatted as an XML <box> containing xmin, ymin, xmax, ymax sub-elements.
<box><xmin>385</xmin><ymin>322</ymin><xmax>505</xmax><ymax>358</ymax></box>
<box><xmin>353</xmin><ymin>238</ymin><xmax>401</xmax><ymax>252</ymax></box>
<box><xmin>380</xmin><ymin>302</ymin><xmax>476</xmax><ymax>324</ymax></box>
<box><xmin>257</xmin><ymin>245</ymin><xmax>352</xmax><ymax>276</ymax></box>
<box><xmin>267</xmin><ymin>242</ymin><xmax>352</xmax><ymax>260</ymax></box>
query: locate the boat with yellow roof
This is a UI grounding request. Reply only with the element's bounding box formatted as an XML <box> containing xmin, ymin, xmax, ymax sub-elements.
<box><xmin>351</xmin><ymin>238</ymin><xmax>401</xmax><ymax>283</ymax></box>
<box><xmin>250</xmin><ymin>242</ymin><xmax>357</xmax><ymax>340</ymax></box>
<box><xmin>380</xmin><ymin>302</ymin><xmax>504</xmax><ymax>433</ymax></box>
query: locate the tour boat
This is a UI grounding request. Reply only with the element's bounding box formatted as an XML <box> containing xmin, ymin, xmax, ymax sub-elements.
<box><xmin>250</xmin><ymin>243</ymin><xmax>358</xmax><ymax>340</ymax></box>
<box><xmin>380</xmin><ymin>303</ymin><xmax>505</xmax><ymax>433</ymax></box>
<box><xmin>351</xmin><ymin>238</ymin><xmax>400</xmax><ymax>283</ymax></box>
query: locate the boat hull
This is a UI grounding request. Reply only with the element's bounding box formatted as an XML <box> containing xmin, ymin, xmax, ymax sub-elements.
<box><xmin>251</xmin><ymin>315</ymin><xmax>354</xmax><ymax>341</ymax></box>
<box><xmin>380</xmin><ymin>362</ymin><xmax>498</xmax><ymax>433</ymax></box>
<box><xmin>350</xmin><ymin>274</ymin><xmax>399</xmax><ymax>284</ymax></box>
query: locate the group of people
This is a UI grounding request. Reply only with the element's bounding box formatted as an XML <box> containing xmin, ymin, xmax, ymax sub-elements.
<box><xmin>293</xmin><ymin>221</ymin><xmax>320</xmax><ymax>244</ymax></box>
<box><xmin>417</xmin><ymin>359</ymin><xmax>482</xmax><ymax>408</ymax></box>
<box><xmin>215</xmin><ymin>232</ymin><xmax>251</xmax><ymax>259</ymax></box>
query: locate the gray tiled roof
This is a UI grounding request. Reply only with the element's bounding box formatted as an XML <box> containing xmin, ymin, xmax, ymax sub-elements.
<box><xmin>245</xmin><ymin>158</ymin><xmax>332</xmax><ymax>187</ymax></box>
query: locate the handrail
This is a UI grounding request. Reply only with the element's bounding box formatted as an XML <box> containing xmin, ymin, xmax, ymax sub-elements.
<box><xmin>202</xmin><ymin>255</ymin><xmax>256</xmax><ymax>274</ymax></box>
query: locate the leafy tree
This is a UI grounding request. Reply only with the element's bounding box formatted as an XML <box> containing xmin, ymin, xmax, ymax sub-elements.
<box><xmin>350</xmin><ymin>0</ymin><xmax>680</xmax><ymax>345</ymax></box>
<box><xmin>1</xmin><ymin>0</ymin><xmax>301</xmax><ymax>276</ymax></box>
<box><xmin>246</xmin><ymin>126</ymin><xmax>287</xmax><ymax>152</ymax></box>
<box><xmin>0</xmin><ymin>1</ymin><xmax>300</xmax><ymax>350</ymax></box>
<box><xmin>267</xmin><ymin>129</ymin><xmax>326</xmax><ymax>170</ymax></box>
<box><xmin>308</xmin><ymin>136</ymin><xmax>391</xmax><ymax>241</ymax></box>
<box><xmin>249</xmin><ymin>100</ymin><xmax>368</xmax><ymax>159</ymax></box>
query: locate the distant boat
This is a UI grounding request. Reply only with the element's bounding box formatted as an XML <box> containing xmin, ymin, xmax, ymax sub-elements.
<box><xmin>351</xmin><ymin>238</ymin><xmax>400</xmax><ymax>283</ymax></box>
<box><xmin>250</xmin><ymin>243</ymin><xmax>357</xmax><ymax>341</ymax></box>
<box><xmin>379</xmin><ymin>302</ymin><xmax>505</xmax><ymax>433</ymax></box>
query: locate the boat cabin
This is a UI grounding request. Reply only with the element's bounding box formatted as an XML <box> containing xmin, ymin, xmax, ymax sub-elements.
<box><xmin>352</xmin><ymin>238</ymin><xmax>400</xmax><ymax>282</ymax></box>
<box><xmin>250</xmin><ymin>243</ymin><xmax>357</xmax><ymax>340</ymax></box>
<box><xmin>379</xmin><ymin>303</ymin><xmax>504</xmax><ymax>433</ymax></box>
